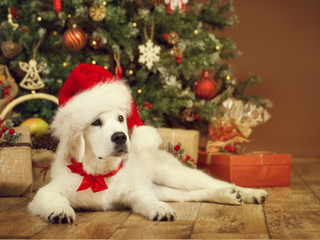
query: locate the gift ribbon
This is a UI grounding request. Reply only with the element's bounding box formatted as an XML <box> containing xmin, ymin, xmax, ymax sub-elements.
<box><xmin>33</xmin><ymin>165</ymin><xmax>51</xmax><ymax>182</ymax></box>
<box><xmin>205</xmin><ymin>151</ymin><xmax>271</xmax><ymax>165</ymax></box>
<box><xmin>1</xmin><ymin>142</ymin><xmax>31</xmax><ymax>149</ymax></box>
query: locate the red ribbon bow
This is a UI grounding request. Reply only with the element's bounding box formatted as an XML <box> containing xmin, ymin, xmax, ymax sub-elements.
<box><xmin>67</xmin><ymin>158</ymin><xmax>123</xmax><ymax>193</ymax></box>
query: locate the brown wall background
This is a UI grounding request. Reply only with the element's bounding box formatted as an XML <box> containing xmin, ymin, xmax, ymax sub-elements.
<box><xmin>216</xmin><ymin>0</ymin><xmax>320</xmax><ymax>156</ymax></box>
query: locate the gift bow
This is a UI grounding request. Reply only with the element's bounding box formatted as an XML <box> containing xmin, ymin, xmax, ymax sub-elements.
<box><xmin>67</xmin><ymin>158</ymin><xmax>123</xmax><ymax>193</ymax></box>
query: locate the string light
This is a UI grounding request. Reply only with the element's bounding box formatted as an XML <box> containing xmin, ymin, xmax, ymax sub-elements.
<box><xmin>91</xmin><ymin>60</ymin><xmax>96</xmax><ymax>64</ymax></box>
<box><xmin>92</xmin><ymin>40</ymin><xmax>97</xmax><ymax>46</ymax></box>
<box><xmin>194</xmin><ymin>29</ymin><xmax>199</xmax><ymax>34</ymax></box>
<box><xmin>52</xmin><ymin>31</ymin><xmax>57</xmax><ymax>36</ymax></box>
<box><xmin>104</xmin><ymin>65</ymin><xmax>108</xmax><ymax>69</ymax></box>
<box><xmin>137</xmin><ymin>89</ymin><xmax>142</xmax><ymax>94</ymax></box>
<box><xmin>103</xmin><ymin>1</ymin><xmax>107</xmax><ymax>5</ymax></box>
<box><xmin>37</xmin><ymin>16</ymin><xmax>42</xmax><ymax>22</ymax></box>
<box><xmin>63</xmin><ymin>62</ymin><xmax>67</xmax><ymax>67</ymax></box>
<box><xmin>132</xmin><ymin>22</ymin><xmax>137</xmax><ymax>27</ymax></box>
<box><xmin>31</xmin><ymin>90</ymin><xmax>36</xmax><ymax>94</ymax></box>
<box><xmin>216</xmin><ymin>45</ymin><xmax>220</xmax><ymax>50</ymax></box>
<box><xmin>226</xmin><ymin>75</ymin><xmax>231</xmax><ymax>80</ymax></box>
<box><xmin>129</xmin><ymin>70</ymin><xmax>134</xmax><ymax>75</ymax></box>
<box><xmin>67</xmin><ymin>14</ymin><xmax>72</xmax><ymax>19</ymax></box>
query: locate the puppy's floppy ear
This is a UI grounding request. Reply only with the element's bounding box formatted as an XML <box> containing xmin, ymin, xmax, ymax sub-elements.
<box><xmin>70</xmin><ymin>133</ymin><xmax>86</xmax><ymax>163</ymax></box>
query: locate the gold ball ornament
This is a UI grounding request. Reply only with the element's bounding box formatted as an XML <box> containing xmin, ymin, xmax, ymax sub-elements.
<box><xmin>89</xmin><ymin>4</ymin><xmax>107</xmax><ymax>22</ymax></box>
<box><xmin>63</xmin><ymin>27</ymin><xmax>87</xmax><ymax>51</ymax></box>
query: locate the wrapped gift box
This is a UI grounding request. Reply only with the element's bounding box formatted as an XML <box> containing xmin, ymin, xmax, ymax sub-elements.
<box><xmin>157</xmin><ymin>128</ymin><xmax>199</xmax><ymax>162</ymax></box>
<box><xmin>0</xmin><ymin>126</ymin><xmax>33</xmax><ymax>196</ymax></box>
<box><xmin>198</xmin><ymin>152</ymin><xmax>292</xmax><ymax>187</ymax></box>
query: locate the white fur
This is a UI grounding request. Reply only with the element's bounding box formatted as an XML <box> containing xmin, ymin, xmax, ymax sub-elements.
<box><xmin>29</xmin><ymin>86</ymin><xmax>268</xmax><ymax>223</ymax></box>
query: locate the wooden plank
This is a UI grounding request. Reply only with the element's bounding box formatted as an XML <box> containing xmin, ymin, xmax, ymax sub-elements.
<box><xmin>0</xmin><ymin>199</ymin><xmax>48</xmax><ymax>239</ymax></box>
<box><xmin>265</xmin><ymin>209</ymin><xmax>320</xmax><ymax>239</ymax></box>
<box><xmin>264</xmin><ymin>164</ymin><xmax>320</xmax><ymax>239</ymax></box>
<box><xmin>191</xmin><ymin>203</ymin><xmax>269</xmax><ymax>239</ymax></box>
<box><xmin>31</xmin><ymin>210</ymin><xmax>131</xmax><ymax>239</ymax></box>
<box><xmin>0</xmin><ymin>196</ymin><xmax>31</xmax><ymax>212</ymax></box>
<box><xmin>292</xmin><ymin>157</ymin><xmax>320</xmax><ymax>198</ymax></box>
<box><xmin>110</xmin><ymin>202</ymin><xmax>201</xmax><ymax>239</ymax></box>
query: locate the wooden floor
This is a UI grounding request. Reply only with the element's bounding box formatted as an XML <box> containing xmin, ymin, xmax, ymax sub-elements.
<box><xmin>1</xmin><ymin>157</ymin><xmax>320</xmax><ymax>239</ymax></box>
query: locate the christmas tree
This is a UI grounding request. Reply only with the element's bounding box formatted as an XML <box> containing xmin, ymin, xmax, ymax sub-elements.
<box><xmin>0</xmin><ymin>0</ymin><xmax>271</xmax><ymax>137</ymax></box>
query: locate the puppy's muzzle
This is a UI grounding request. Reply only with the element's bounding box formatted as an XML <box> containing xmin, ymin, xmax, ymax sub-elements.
<box><xmin>111</xmin><ymin>132</ymin><xmax>128</xmax><ymax>156</ymax></box>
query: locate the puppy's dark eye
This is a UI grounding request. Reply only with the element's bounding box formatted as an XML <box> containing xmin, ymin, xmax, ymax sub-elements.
<box><xmin>91</xmin><ymin>119</ymin><xmax>102</xmax><ymax>127</ymax></box>
<box><xmin>118</xmin><ymin>115</ymin><xmax>124</xmax><ymax>123</ymax></box>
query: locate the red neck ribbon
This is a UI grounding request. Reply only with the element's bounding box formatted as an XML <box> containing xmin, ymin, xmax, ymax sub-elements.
<box><xmin>67</xmin><ymin>158</ymin><xmax>123</xmax><ymax>193</ymax></box>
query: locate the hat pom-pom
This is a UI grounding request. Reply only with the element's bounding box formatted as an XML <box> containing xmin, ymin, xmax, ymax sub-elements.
<box><xmin>130</xmin><ymin>126</ymin><xmax>162</xmax><ymax>152</ymax></box>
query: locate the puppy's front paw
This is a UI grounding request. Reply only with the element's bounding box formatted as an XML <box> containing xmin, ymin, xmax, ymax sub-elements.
<box><xmin>147</xmin><ymin>202</ymin><xmax>177</xmax><ymax>221</ymax></box>
<box><xmin>211</xmin><ymin>187</ymin><xmax>243</xmax><ymax>205</ymax></box>
<box><xmin>239</xmin><ymin>188</ymin><xmax>268</xmax><ymax>204</ymax></box>
<box><xmin>47</xmin><ymin>205</ymin><xmax>75</xmax><ymax>224</ymax></box>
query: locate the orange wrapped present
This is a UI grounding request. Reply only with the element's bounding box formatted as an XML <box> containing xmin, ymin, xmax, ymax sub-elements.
<box><xmin>198</xmin><ymin>152</ymin><xmax>292</xmax><ymax>187</ymax></box>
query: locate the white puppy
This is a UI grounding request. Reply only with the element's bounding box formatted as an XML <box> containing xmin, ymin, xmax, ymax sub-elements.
<box><xmin>29</xmin><ymin>109</ymin><xmax>268</xmax><ymax>223</ymax></box>
<box><xmin>28</xmin><ymin>64</ymin><xmax>268</xmax><ymax>223</ymax></box>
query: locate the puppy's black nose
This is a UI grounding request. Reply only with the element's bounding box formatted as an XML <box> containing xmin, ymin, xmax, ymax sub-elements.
<box><xmin>111</xmin><ymin>132</ymin><xmax>127</xmax><ymax>144</ymax></box>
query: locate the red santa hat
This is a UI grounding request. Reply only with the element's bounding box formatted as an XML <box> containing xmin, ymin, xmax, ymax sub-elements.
<box><xmin>51</xmin><ymin>63</ymin><xmax>163</xmax><ymax>163</ymax></box>
<box><xmin>51</xmin><ymin>63</ymin><xmax>144</xmax><ymax>147</ymax></box>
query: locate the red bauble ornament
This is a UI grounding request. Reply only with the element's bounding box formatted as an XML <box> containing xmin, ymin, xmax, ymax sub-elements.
<box><xmin>63</xmin><ymin>28</ymin><xmax>87</xmax><ymax>51</ymax></box>
<box><xmin>176</xmin><ymin>55</ymin><xmax>182</xmax><ymax>64</ymax></box>
<box><xmin>194</xmin><ymin>71</ymin><xmax>217</xmax><ymax>100</ymax></box>
<box><xmin>53</xmin><ymin>0</ymin><xmax>62</xmax><ymax>14</ymax></box>
<box><xmin>174</xmin><ymin>144</ymin><xmax>181</xmax><ymax>151</ymax></box>
<box><xmin>9</xmin><ymin>129</ymin><xmax>15</xmax><ymax>135</ymax></box>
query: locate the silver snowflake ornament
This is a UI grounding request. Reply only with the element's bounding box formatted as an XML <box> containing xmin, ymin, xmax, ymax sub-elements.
<box><xmin>138</xmin><ymin>40</ymin><xmax>161</xmax><ymax>70</ymax></box>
